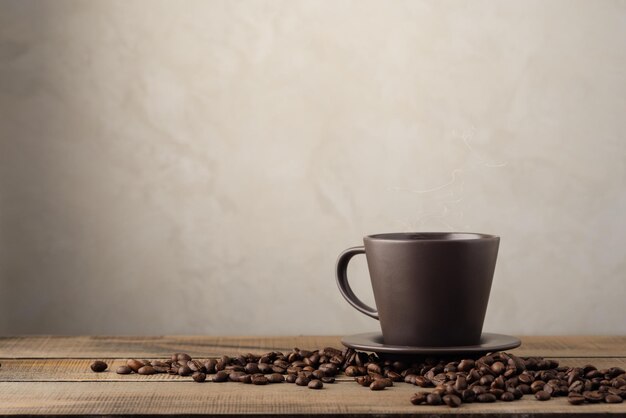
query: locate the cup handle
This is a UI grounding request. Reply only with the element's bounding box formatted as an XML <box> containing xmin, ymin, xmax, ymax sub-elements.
<box><xmin>335</xmin><ymin>246</ymin><xmax>379</xmax><ymax>320</ymax></box>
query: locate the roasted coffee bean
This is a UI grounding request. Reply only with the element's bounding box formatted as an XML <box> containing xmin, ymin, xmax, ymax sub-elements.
<box><xmin>311</xmin><ymin>370</ymin><xmax>325</xmax><ymax>380</ymax></box>
<box><xmin>295</xmin><ymin>376</ymin><xmax>310</xmax><ymax>386</ymax></box>
<box><xmin>414</xmin><ymin>376</ymin><xmax>430</xmax><ymax>387</ymax></box>
<box><xmin>386</xmin><ymin>370</ymin><xmax>402</xmax><ymax>382</ymax></box>
<box><xmin>116</xmin><ymin>365</ymin><xmax>132</xmax><ymax>374</ymax></box>
<box><xmin>531</xmin><ymin>380</ymin><xmax>545</xmax><ymax>393</ymax></box>
<box><xmin>458</xmin><ymin>359</ymin><xmax>475</xmax><ymax>372</ymax></box>
<box><xmin>491</xmin><ymin>361</ymin><xmax>505</xmax><ymax>375</ymax></box>
<box><xmin>321</xmin><ymin>376</ymin><xmax>335</xmax><ymax>384</ymax></box>
<box><xmin>583</xmin><ymin>390</ymin><xmax>605</xmax><ymax>403</ymax></box>
<box><xmin>517</xmin><ymin>384</ymin><xmax>532</xmax><ymax>394</ymax></box>
<box><xmin>568</xmin><ymin>393</ymin><xmax>586</xmax><ymax>405</ymax></box>
<box><xmin>535</xmin><ymin>390</ymin><xmax>551</xmax><ymax>401</ymax></box>
<box><xmin>308</xmin><ymin>380</ymin><xmax>323</xmax><ymax>389</ymax></box>
<box><xmin>367</xmin><ymin>363</ymin><xmax>382</xmax><ymax>375</ymax></box>
<box><xmin>138</xmin><ymin>366</ymin><xmax>156</xmax><ymax>375</ymax></box>
<box><xmin>252</xmin><ymin>375</ymin><xmax>268</xmax><ymax>385</ymax></box>
<box><xmin>370</xmin><ymin>379</ymin><xmax>388</xmax><ymax>391</ymax></box>
<box><xmin>507</xmin><ymin>387</ymin><xmax>524</xmax><ymax>400</ymax></box>
<box><xmin>461</xmin><ymin>389</ymin><xmax>476</xmax><ymax>403</ymax></box>
<box><xmin>443</xmin><ymin>394</ymin><xmax>462</xmax><ymax>407</ymax></box>
<box><xmin>476</xmin><ymin>393</ymin><xmax>497</xmax><ymax>403</ymax></box>
<box><xmin>192</xmin><ymin>372</ymin><xmax>206</xmax><ymax>383</ymax></box>
<box><xmin>285</xmin><ymin>374</ymin><xmax>297</xmax><ymax>383</ymax></box>
<box><xmin>187</xmin><ymin>360</ymin><xmax>204</xmax><ymax>373</ymax></box>
<box><xmin>239</xmin><ymin>374</ymin><xmax>252</xmax><ymax>384</ymax></box>
<box><xmin>410</xmin><ymin>392</ymin><xmax>427</xmax><ymax>405</ymax></box>
<box><xmin>267</xmin><ymin>373</ymin><xmax>285</xmax><ymax>383</ymax></box>
<box><xmin>153</xmin><ymin>366</ymin><xmax>169</xmax><ymax>373</ymax></box>
<box><xmin>229</xmin><ymin>371</ymin><xmax>246</xmax><ymax>382</ymax></box>
<box><xmin>203</xmin><ymin>359</ymin><xmax>217</xmax><ymax>374</ymax></box>
<box><xmin>500</xmin><ymin>391</ymin><xmax>515</xmax><ymax>402</ymax></box>
<box><xmin>90</xmin><ymin>361</ymin><xmax>107</xmax><ymax>372</ymax></box>
<box><xmin>127</xmin><ymin>359</ymin><xmax>144</xmax><ymax>373</ymax></box>
<box><xmin>491</xmin><ymin>375</ymin><xmax>505</xmax><ymax>389</ymax></box>
<box><xmin>454</xmin><ymin>375</ymin><xmax>468</xmax><ymax>391</ymax></box>
<box><xmin>472</xmin><ymin>385</ymin><xmax>488</xmax><ymax>396</ymax></box>
<box><xmin>177</xmin><ymin>353</ymin><xmax>192</xmax><ymax>362</ymax></box>
<box><xmin>356</xmin><ymin>375</ymin><xmax>373</xmax><ymax>387</ymax></box>
<box><xmin>258</xmin><ymin>363</ymin><xmax>272</xmax><ymax>374</ymax></box>
<box><xmin>212</xmin><ymin>370</ymin><xmax>229</xmax><ymax>382</ymax></box>
<box><xmin>479</xmin><ymin>375</ymin><xmax>495</xmax><ymax>386</ymax></box>
<box><xmin>404</xmin><ymin>374</ymin><xmax>417</xmax><ymax>384</ymax></box>
<box><xmin>177</xmin><ymin>365</ymin><xmax>192</xmax><ymax>376</ymax></box>
<box><xmin>605</xmin><ymin>394</ymin><xmax>623</xmax><ymax>404</ymax></box>
<box><xmin>426</xmin><ymin>392</ymin><xmax>443</xmax><ymax>405</ymax></box>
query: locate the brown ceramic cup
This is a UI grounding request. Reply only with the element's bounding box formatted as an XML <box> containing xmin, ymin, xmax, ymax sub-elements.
<box><xmin>336</xmin><ymin>232</ymin><xmax>500</xmax><ymax>347</ymax></box>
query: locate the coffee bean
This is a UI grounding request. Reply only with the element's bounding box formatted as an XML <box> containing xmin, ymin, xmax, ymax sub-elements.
<box><xmin>192</xmin><ymin>372</ymin><xmax>206</xmax><ymax>383</ymax></box>
<box><xmin>239</xmin><ymin>374</ymin><xmax>252</xmax><ymax>384</ymax></box>
<box><xmin>178</xmin><ymin>366</ymin><xmax>192</xmax><ymax>376</ymax></box>
<box><xmin>356</xmin><ymin>375</ymin><xmax>373</xmax><ymax>387</ymax></box>
<box><xmin>605</xmin><ymin>394</ymin><xmax>623</xmax><ymax>404</ymax></box>
<box><xmin>177</xmin><ymin>353</ymin><xmax>192</xmax><ymax>362</ymax></box>
<box><xmin>476</xmin><ymin>393</ymin><xmax>497</xmax><ymax>403</ymax></box>
<box><xmin>583</xmin><ymin>390</ymin><xmax>605</xmax><ymax>403</ymax></box>
<box><xmin>308</xmin><ymin>380</ymin><xmax>323</xmax><ymax>389</ymax></box>
<box><xmin>138</xmin><ymin>366</ymin><xmax>156</xmax><ymax>375</ymax></box>
<box><xmin>204</xmin><ymin>359</ymin><xmax>217</xmax><ymax>374</ymax></box>
<box><xmin>426</xmin><ymin>392</ymin><xmax>443</xmax><ymax>405</ymax></box>
<box><xmin>410</xmin><ymin>392</ymin><xmax>427</xmax><ymax>405</ymax></box>
<box><xmin>267</xmin><ymin>373</ymin><xmax>285</xmax><ymax>383</ymax></box>
<box><xmin>295</xmin><ymin>376</ymin><xmax>310</xmax><ymax>386</ymax></box>
<box><xmin>252</xmin><ymin>375</ymin><xmax>268</xmax><ymax>385</ymax></box>
<box><xmin>127</xmin><ymin>359</ymin><xmax>144</xmax><ymax>373</ymax></box>
<box><xmin>212</xmin><ymin>370</ymin><xmax>229</xmax><ymax>382</ymax></box>
<box><xmin>461</xmin><ymin>389</ymin><xmax>476</xmax><ymax>403</ymax></box>
<box><xmin>531</xmin><ymin>380</ymin><xmax>545</xmax><ymax>393</ymax></box>
<box><xmin>458</xmin><ymin>359</ymin><xmax>475</xmax><ymax>372</ymax></box>
<box><xmin>535</xmin><ymin>390</ymin><xmax>551</xmax><ymax>401</ymax></box>
<box><xmin>116</xmin><ymin>365</ymin><xmax>132</xmax><ymax>374</ymax></box>
<box><xmin>229</xmin><ymin>371</ymin><xmax>246</xmax><ymax>382</ymax></box>
<box><xmin>479</xmin><ymin>375</ymin><xmax>495</xmax><ymax>386</ymax></box>
<box><xmin>369</xmin><ymin>379</ymin><xmax>388</xmax><ymax>391</ymax></box>
<box><xmin>367</xmin><ymin>363</ymin><xmax>382</xmax><ymax>375</ymax></box>
<box><xmin>414</xmin><ymin>376</ymin><xmax>430</xmax><ymax>387</ymax></box>
<box><xmin>568</xmin><ymin>393</ymin><xmax>586</xmax><ymax>405</ymax></box>
<box><xmin>500</xmin><ymin>392</ymin><xmax>515</xmax><ymax>402</ymax></box>
<box><xmin>454</xmin><ymin>375</ymin><xmax>467</xmax><ymax>391</ymax></box>
<box><xmin>443</xmin><ymin>394</ymin><xmax>462</xmax><ymax>407</ymax></box>
<box><xmin>321</xmin><ymin>376</ymin><xmax>335</xmax><ymax>384</ymax></box>
<box><xmin>90</xmin><ymin>361</ymin><xmax>107</xmax><ymax>372</ymax></box>
<box><xmin>491</xmin><ymin>361</ymin><xmax>505</xmax><ymax>375</ymax></box>
<box><xmin>285</xmin><ymin>374</ymin><xmax>297</xmax><ymax>383</ymax></box>
<box><xmin>188</xmin><ymin>360</ymin><xmax>205</xmax><ymax>373</ymax></box>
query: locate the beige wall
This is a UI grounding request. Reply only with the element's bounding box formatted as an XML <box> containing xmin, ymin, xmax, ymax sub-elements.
<box><xmin>1</xmin><ymin>0</ymin><xmax>624</xmax><ymax>336</ymax></box>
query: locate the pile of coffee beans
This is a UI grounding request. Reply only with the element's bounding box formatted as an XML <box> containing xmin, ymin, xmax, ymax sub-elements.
<box><xmin>402</xmin><ymin>351</ymin><xmax>625</xmax><ymax>407</ymax></box>
<box><xmin>89</xmin><ymin>348</ymin><xmax>626</xmax><ymax>407</ymax></box>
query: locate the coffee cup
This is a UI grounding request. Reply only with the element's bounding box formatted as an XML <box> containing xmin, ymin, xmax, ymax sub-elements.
<box><xmin>336</xmin><ymin>232</ymin><xmax>500</xmax><ymax>347</ymax></box>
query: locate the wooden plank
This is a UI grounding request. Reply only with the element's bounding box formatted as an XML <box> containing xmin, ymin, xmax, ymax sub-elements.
<box><xmin>1</xmin><ymin>336</ymin><xmax>625</xmax><ymax>359</ymax></box>
<box><xmin>0</xmin><ymin>336</ymin><xmax>342</xmax><ymax>359</ymax></box>
<box><xmin>2</xmin><ymin>357</ymin><xmax>626</xmax><ymax>383</ymax></box>
<box><xmin>0</xmin><ymin>381</ymin><xmax>624</xmax><ymax>416</ymax></box>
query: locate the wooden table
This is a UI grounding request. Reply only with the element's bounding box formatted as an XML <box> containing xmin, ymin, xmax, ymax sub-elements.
<box><xmin>0</xmin><ymin>335</ymin><xmax>625</xmax><ymax>416</ymax></box>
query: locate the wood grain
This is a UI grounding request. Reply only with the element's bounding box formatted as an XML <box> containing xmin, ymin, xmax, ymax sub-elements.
<box><xmin>1</xmin><ymin>381</ymin><xmax>624</xmax><ymax>416</ymax></box>
<box><xmin>0</xmin><ymin>336</ymin><xmax>624</xmax><ymax>416</ymax></box>
<box><xmin>2</xmin><ymin>358</ymin><xmax>626</xmax><ymax>383</ymax></box>
<box><xmin>1</xmin><ymin>335</ymin><xmax>625</xmax><ymax>359</ymax></box>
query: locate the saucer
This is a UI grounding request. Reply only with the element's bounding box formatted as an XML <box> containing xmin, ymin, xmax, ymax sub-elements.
<box><xmin>342</xmin><ymin>332</ymin><xmax>521</xmax><ymax>355</ymax></box>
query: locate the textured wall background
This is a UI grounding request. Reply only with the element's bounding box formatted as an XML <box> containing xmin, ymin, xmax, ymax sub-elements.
<box><xmin>1</xmin><ymin>0</ymin><xmax>624</xmax><ymax>336</ymax></box>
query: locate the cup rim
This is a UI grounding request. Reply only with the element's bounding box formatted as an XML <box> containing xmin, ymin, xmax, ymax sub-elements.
<box><xmin>365</xmin><ymin>232</ymin><xmax>499</xmax><ymax>242</ymax></box>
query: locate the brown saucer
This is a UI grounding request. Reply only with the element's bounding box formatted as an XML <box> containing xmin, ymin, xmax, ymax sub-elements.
<box><xmin>341</xmin><ymin>332</ymin><xmax>521</xmax><ymax>355</ymax></box>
